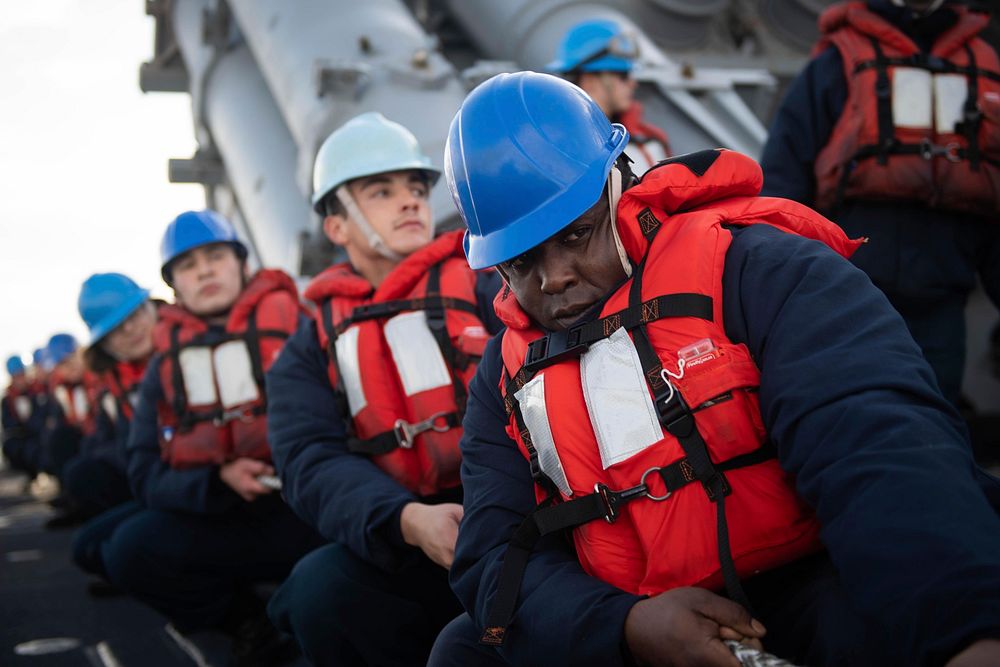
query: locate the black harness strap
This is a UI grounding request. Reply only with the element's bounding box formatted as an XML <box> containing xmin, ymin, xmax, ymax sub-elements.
<box><xmin>871</xmin><ymin>38</ymin><xmax>896</xmax><ymax>166</ymax></box>
<box><xmin>522</xmin><ymin>294</ymin><xmax>713</xmax><ymax>375</ymax></box>
<box><xmin>334</xmin><ymin>295</ymin><xmax>479</xmax><ymax>334</ymax></box>
<box><xmin>961</xmin><ymin>44</ymin><xmax>983</xmax><ymax>171</ymax></box>
<box><xmin>854</xmin><ymin>52</ymin><xmax>1000</xmax><ymax>84</ymax></box>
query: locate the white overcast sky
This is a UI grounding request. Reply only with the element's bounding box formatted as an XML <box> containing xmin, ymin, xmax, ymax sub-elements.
<box><xmin>0</xmin><ymin>1</ymin><xmax>203</xmax><ymax>378</ymax></box>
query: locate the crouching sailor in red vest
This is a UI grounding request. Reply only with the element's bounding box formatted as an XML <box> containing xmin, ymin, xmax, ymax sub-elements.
<box><xmin>429</xmin><ymin>72</ymin><xmax>1000</xmax><ymax>667</ymax></box>
<box><xmin>760</xmin><ymin>0</ymin><xmax>1000</xmax><ymax>407</ymax></box>
<box><xmin>101</xmin><ymin>210</ymin><xmax>321</xmax><ymax>665</ymax></box>
<box><xmin>262</xmin><ymin>112</ymin><xmax>504</xmax><ymax>666</ymax></box>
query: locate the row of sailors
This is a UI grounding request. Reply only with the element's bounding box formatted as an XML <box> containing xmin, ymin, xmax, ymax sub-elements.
<box><xmin>3</xmin><ymin>5</ymin><xmax>1000</xmax><ymax>665</ymax></box>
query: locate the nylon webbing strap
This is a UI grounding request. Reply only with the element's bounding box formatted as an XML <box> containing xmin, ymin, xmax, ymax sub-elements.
<box><xmin>628</xmin><ymin>257</ymin><xmax>752</xmax><ymax>613</ymax></box>
<box><xmin>244</xmin><ymin>311</ymin><xmax>268</xmax><ymax>404</ymax></box>
<box><xmin>426</xmin><ymin>265</ymin><xmax>469</xmax><ymax>412</ymax></box>
<box><xmin>853</xmin><ymin>53</ymin><xmax>1000</xmax><ymax>84</ymax></box>
<box><xmin>168</xmin><ymin>326</ymin><xmax>192</xmax><ymax>430</ymax></box>
<box><xmin>870</xmin><ymin>38</ymin><xmax>895</xmax><ymax>165</ymax></box>
<box><xmin>962</xmin><ymin>44</ymin><xmax>982</xmax><ymax>170</ymax></box>
<box><xmin>522</xmin><ymin>293</ymin><xmax>713</xmax><ymax>375</ymax></box>
<box><xmin>319</xmin><ymin>299</ymin><xmax>356</xmax><ymax>431</ymax></box>
<box><xmin>345</xmin><ymin>411</ymin><xmax>462</xmax><ymax>455</ymax></box>
<box><xmin>335</xmin><ymin>295</ymin><xmax>479</xmax><ymax>333</ymax></box>
<box><xmin>478</xmin><ymin>443</ymin><xmax>776</xmax><ymax>646</ymax></box>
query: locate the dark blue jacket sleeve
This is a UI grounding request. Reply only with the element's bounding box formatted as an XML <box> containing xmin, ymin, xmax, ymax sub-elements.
<box><xmin>125</xmin><ymin>355</ymin><xmax>239</xmax><ymax>514</ymax></box>
<box><xmin>450</xmin><ymin>335</ymin><xmax>643</xmax><ymax>667</ymax></box>
<box><xmin>759</xmin><ymin>47</ymin><xmax>846</xmax><ymax>203</ymax></box>
<box><xmin>723</xmin><ymin>225</ymin><xmax>1000</xmax><ymax>665</ymax></box>
<box><xmin>266</xmin><ymin>319</ymin><xmax>420</xmax><ymax>572</ymax></box>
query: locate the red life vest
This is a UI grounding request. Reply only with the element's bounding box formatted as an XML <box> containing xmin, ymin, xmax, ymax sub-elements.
<box><xmin>97</xmin><ymin>359</ymin><xmax>148</xmax><ymax>425</ymax></box>
<box><xmin>305</xmin><ymin>229</ymin><xmax>492</xmax><ymax>497</ymax></box>
<box><xmin>48</xmin><ymin>369</ymin><xmax>98</xmax><ymax>435</ymax></box>
<box><xmin>154</xmin><ymin>269</ymin><xmax>303</xmax><ymax>469</ymax></box>
<box><xmin>481</xmin><ymin>150</ymin><xmax>863</xmax><ymax>645</ymax></box>
<box><xmin>619</xmin><ymin>101</ymin><xmax>672</xmax><ymax>176</ymax></box>
<box><xmin>2</xmin><ymin>382</ymin><xmax>33</xmax><ymax>428</ymax></box>
<box><xmin>813</xmin><ymin>1</ymin><xmax>1000</xmax><ymax>216</ymax></box>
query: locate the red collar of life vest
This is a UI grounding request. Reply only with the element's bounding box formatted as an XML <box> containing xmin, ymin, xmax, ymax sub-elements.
<box><xmin>816</xmin><ymin>3</ymin><xmax>989</xmax><ymax>58</ymax></box>
<box><xmin>618</xmin><ymin>100</ymin><xmax>670</xmax><ymax>149</ymax></box>
<box><xmin>304</xmin><ymin>229</ymin><xmax>468</xmax><ymax>305</ymax></box>
<box><xmin>494</xmin><ymin>150</ymin><xmax>862</xmax><ymax>331</ymax></box>
<box><xmin>154</xmin><ymin>268</ymin><xmax>300</xmax><ymax>349</ymax></box>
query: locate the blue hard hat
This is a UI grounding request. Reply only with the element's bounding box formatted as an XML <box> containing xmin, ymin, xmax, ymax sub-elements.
<box><xmin>46</xmin><ymin>333</ymin><xmax>79</xmax><ymax>367</ymax></box>
<box><xmin>160</xmin><ymin>210</ymin><xmax>248</xmax><ymax>284</ymax></box>
<box><xmin>546</xmin><ymin>19</ymin><xmax>638</xmax><ymax>74</ymax></box>
<box><xmin>445</xmin><ymin>71</ymin><xmax>629</xmax><ymax>270</ymax></box>
<box><xmin>78</xmin><ymin>273</ymin><xmax>151</xmax><ymax>346</ymax></box>
<box><xmin>6</xmin><ymin>355</ymin><xmax>25</xmax><ymax>376</ymax></box>
<box><xmin>32</xmin><ymin>348</ymin><xmax>46</xmax><ymax>367</ymax></box>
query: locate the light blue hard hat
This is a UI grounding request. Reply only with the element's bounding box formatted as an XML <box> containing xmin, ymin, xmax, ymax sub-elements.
<box><xmin>311</xmin><ymin>112</ymin><xmax>441</xmax><ymax>214</ymax></box>
<box><xmin>160</xmin><ymin>210</ymin><xmax>247</xmax><ymax>285</ymax></box>
<box><xmin>445</xmin><ymin>71</ymin><xmax>629</xmax><ymax>270</ymax></box>
<box><xmin>546</xmin><ymin>19</ymin><xmax>638</xmax><ymax>75</ymax></box>
<box><xmin>78</xmin><ymin>273</ymin><xmax>151</xmax><ymax>346</ymax></box>
<box><xmin>6</xmin><ymin>355</ymin><xmax>25</xmax><ymax>376</ymax></box>
<box><xmin>46</xmin><ymin>333</ymin><xmax>79</xmax><ymax>367</ymax></box>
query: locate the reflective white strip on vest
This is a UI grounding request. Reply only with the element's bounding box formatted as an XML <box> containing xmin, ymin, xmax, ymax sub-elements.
<box><xmin>72</xmin><ymin>387</ymin><xmax>89</xmax><ymax>420</ymax></box>
<box><xmin>334</xmin><ymin>326</ymin><xmax>367</xmax><ymax>417</ymax></box>
<box><xmin>580</xmin><ymin>327</ymin><xmax>663</xmax><ymax>470</ymax></box>
<box><xmin>934</xmin><ymin>73</ymin><xmax>968</xmax><ymax>133</ymax></box>
<box><xmin>13</xmin><ymin>396</ymin><xmax>31</xmax><ymax>422</ymax></box>
<box><xmin>514</xmin><ymin>374</ymin><xmax>573</xmax><ymax>497</ymax></box>
<box><xmin>625</xmin><ymin>139</ymin><xmax>669</xmax><ymax>178</ymax></box>
<box><xmin>101</xmin><ymin>393</ymin><xmax>118</xmax><ymax>423</ymax></box>
<box><xmin>213</xmin><ymin>340</ymin><xmax>261</xmax><ymax>409</ymax></box>
<box><xmin>892</xmin><ymin>67</ymin><xmax>933</xmax><ymax>129</ymax></box>
<box><xmin>384</xmin><ymin>311</ymin><xmax>452</xmax><ymax>396</ymax></box>
<box><xmin>178</xmin><ymin>347</ymin><xmax>218</xmax><ymax>406</ymax></box>
<box><xmin>53</xmin><ymin>386</ymin><xmax>71</xmax><ymax>417</ymax></box>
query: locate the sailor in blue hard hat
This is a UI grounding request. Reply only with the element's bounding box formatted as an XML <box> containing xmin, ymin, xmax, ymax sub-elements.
<box><xmin>426</xmin><ymin>71</ymin><xmax>1000</xmax><ymax>667</ymax></box>
<box><xmin>548</xmin><ymin>18</ymin><xmax>670</xmax><ymax>174</ymax></box>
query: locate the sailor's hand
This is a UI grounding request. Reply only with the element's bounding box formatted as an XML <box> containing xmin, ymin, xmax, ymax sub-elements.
<box><xmin>399</xmin><ymin>501</ymin><xmax>464</xmax><ymax>569</ymax></box>
<box><xmin>946</xmin><ymin>639</ymin><xmax>1000</xmax><ymax>667</ymax></box>
<box><xmin>219</xmin><ymin>458</ymin><xmax>275</xmax><ymax>502</ymax></box>
<box><xmin>624</xmin><ymin>587</ymin><xmax>766</xmax><ymax>667</ymax></box>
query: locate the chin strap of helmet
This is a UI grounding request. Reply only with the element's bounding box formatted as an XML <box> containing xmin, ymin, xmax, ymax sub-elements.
<box><xmin>335</xmin><ymin>185</ymin><xmax>406</xmax><ymax>262</ymax></box>
<box><xmin>608</xmin><ymin>164</ymin><xmax>633</xmax><ymax>278</ymax></box>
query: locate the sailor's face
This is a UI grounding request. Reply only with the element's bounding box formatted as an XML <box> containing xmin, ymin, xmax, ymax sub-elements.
<box><xmin>171</xmin><ymin>244</ymin><xmax>246</xmax><ymax>318</ymax></box>
<box><xmin>102</xmin><ymin>302</ymin><xmax>156</xmax><ymax>362</ymax></box>
<box><xmin>500</xmin><ymin>194</ymin><xmax>627</xmax><ymax>331</ymax></box>
<box><xmin>347</xmin><ymin>170</ymin><xmax>433</xmax><ymax>257</ymax></box>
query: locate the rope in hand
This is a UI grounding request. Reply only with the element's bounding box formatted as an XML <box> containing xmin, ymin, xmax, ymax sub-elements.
<box><xmin>725</xmin><ymin>641</ymin><xmax>803</xmax><ymax>667</ymax></box>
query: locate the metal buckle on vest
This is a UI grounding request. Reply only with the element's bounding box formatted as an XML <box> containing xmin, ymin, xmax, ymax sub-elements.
<box><xmin>595</xmin><ymin>466</ymin><xmax>671</xmax><ymax>524</ymax></box>
<box><xmin>919</xmin><ymin>139</ymin><xmax>962</xmax><ymax>163</ymax></box>
<box><xmin>524</xmin><ymin>326</ymin><xmax>589</xmax><ymax>374</ymax></box>
<box><xmin>213</xmin><ymin>408</ymin><xmax>255</xmax><ymax>427</ymax></box>
<box><xmin>393</xmin><ymin>411</ymin><xmax>452</xmax><ymax>449</ymax></box>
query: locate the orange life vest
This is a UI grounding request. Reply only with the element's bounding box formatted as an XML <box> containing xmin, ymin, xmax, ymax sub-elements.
<box><xmin>154</xmin><ymin>269</ymin><xmax>302</xmax><ymax>469</ymax></box>
<box><xmin>97</xmin><ymin>359</ymin><xmax>148</xmax><ymax>426</ymax></box>
<box><xmin>48</xmin><ymin>369</ymin><xmax>98</xmax><ymax>435</ymax></box>
<box><xmin>481</xmin><ymin>149</ymin><xmax>863</xmax><ymax>645</ymax></box>
<box><xmin>305</xmin><ymin>230</ymin><xmax>492</xmax><ymax>497</ymax></box>
<box><xmin>813</xmin><ymin>1</ymin><xmax>1000</xmax><ymax>216</ymax></box>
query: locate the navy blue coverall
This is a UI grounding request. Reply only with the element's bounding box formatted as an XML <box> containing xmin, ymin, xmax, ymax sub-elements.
<box><xmin>264</xmin><ymin>272</ymin><xmax>502</xmax><ymax>666</ymax></box>
<box><xmin>434</xmin><ymin>225</ymin><xmax>1000</xmax><ymax>667</ymax></box>
<box><xmin>759</xmin><ymin>0</ymin><xmax>1000</xmax><ymax>406</ymax></box>
<box><xmin>1</xmin><ymin>385</ymin><xmax>42</xmax><ymax>476</ymax></box>
<box><xmin>99</xmin><ymin>326</ymin><xmax>322</xmax><ymax>632</ymax></box>
<box><xmin>62</xmin><ymin>395</ymin><xmax>133</xmax><ymax>520</ymax></box>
